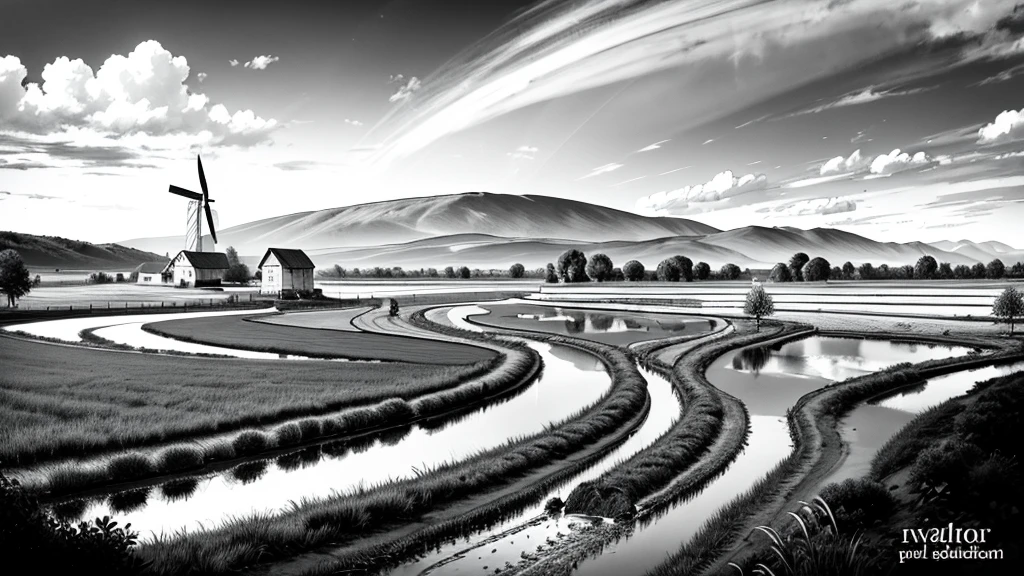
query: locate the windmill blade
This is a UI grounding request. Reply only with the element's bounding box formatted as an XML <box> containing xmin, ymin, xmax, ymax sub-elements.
<box><xmin>204</xmin><ymin>202</ymin><xmax>218</xmax><ymax>244</ymax></box>
<box><xmin>168</xmin><ymin>185</ymin><xmax>203</xmax><ymax>200</ymax></box>
<box><xmin>197</xmin><ymin>155</ymin><xmax>209</xmax><ymax>201</ymax></box>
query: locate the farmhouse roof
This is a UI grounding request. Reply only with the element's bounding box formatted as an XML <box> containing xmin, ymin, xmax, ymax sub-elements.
<box><xmin>134</xmin><ymin>261</ymin><xmax>169</xmax><ymax>274</ymax></box>
<box><xmin>175</xmin><ymin>251</ymin><xmax>230</xmax><ymax>270</ymax></box>
<box><xmin>258</xmin><ymin>248</ymin><xmax>315</xmax><ymax>270</ymax></box>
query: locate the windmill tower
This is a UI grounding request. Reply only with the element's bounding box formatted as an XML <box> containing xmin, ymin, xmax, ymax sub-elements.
<box><xmin>168</xmin><ymin>155</ymin><xmax>219</xmax><ymax>252</ymax></box>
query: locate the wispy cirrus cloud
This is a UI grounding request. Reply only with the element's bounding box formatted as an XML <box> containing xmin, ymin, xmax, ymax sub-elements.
<box><xmin>637</xmin><ymin>140</ymin><xmax>669</xmax><ymax>152</ymax></box>
<box><xmin>785</xmin><ymin>85</ymin><xmax>933</xmax><ymax>117</ymax></box>
<box><xmin>578</xmin><ymin>162</ymin><xmax>623</xmax><ymax>180</ymax></box>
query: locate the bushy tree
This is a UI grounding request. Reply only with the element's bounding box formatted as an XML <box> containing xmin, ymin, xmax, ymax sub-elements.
<box><xmin>842</xmin><ymin>261</ymin><xmax>855</xmax><ymax>280</ymax></box>
<box><xmin>971</xmin><ymin>262</ymin><xmax>986</xmax><ymax>279</ymax></box>
<box><xmin>225</xmin><ymin>246</ymin><xmax>242</xmax><ymax>267</ymax></box>
<box><xmin>254</xmin><ymin>269</ymin><xmax>262</xmax><ymax>281</ymax></box>
<box><xmin>557</xmin><ymin>249</ymin><xmax>589</xmax><ymax>283</ymax></box>
<box><xmin>1009</xmin><ymin>262</ymin><xmax>1024</xmax><ymax>278</ymax></box>
<box><xmin>938</xmin><ymin>262</ymin><xmax>953</xmax><ymax>279</ymax></box>
<box><xmin>953</xmin><ymin>264</ymin><xmax>971</xmax><ymax>279</ymax></box>
<box><xmin>769</xmin><ymin>262</ymin><xmax>791</xmax><ymax>282</ymax></box>
<box><xmin>720</xmin><ymin>263</ymin><xmax>742</xmax><ymax>280</ymax></box>
<box><xmin>388</xmin><ymin>298</ymin><xmax>400</xmax><ymax>317</ymax></box>
<box><xmin>900</xmin><ymin>264</ymin><xmax>915</xmax><ymax>279</ymax></box>
<box><xmin>744</xmin><ymin>284</ymin><xmax>775</xmax><ymax>332</ymax></box>
<box><xmin>457</xmin><ymin>266</ymin><xmax>471</xmax><ymax>279</ymax></box>
<box><xmin>802</xmin><ymin>257</ymin><xmax>831</xmax><ymax>282</ymax></box>
<box><xmin>831</xmin><ymin>266</ymin><xmax>843</xmax><ymax>279</ymax></box>
<box><xmin>694</xmin><ymin>261</ymin><xmax>711</xmax><ymax>281</ymax></box>
<box><xmin>611</xmin><ymin>267</ymin><xmax>625</xmax><ymax>281</ymax></box>
<box><xmin>672</xmin><ymin>255</ymin><xmax>693</xmax><ymax>281</ymax></box>
<box><xmin>509</xmin><ymin>263</ymin><xmax>525</xmax><ymax>279</ymax></box>
<box><xmin>224</xmin><ymin>251</ymin><xmax>251</xmax><ymax>283</ymax></box>
<box><xmin>876</xmin><ymin>263</ymin><xmax>890</xmax><ymax>279</ymax></box>
<box><xmin>993</xmin><ymin>287</ymin><xmax>1024</xmax><ymax>334</ymax></box>
<box><xmin>544</xmin><ymin>263</ymin><xmax>558</xmax><ymax>283</ymax></box>
<box><xmin>987</xmin><ymin>258</ymin><xmax>1006</xmax><ymax>279</ymax></box>
<box><xmin>789</xmin><ymin>252</ymin><xmax>810</xmax><ymax>282</ymax></box>
<box><xmin>857</xmin><ymin>262</ymin><xmax>874</xmax><ymax>280</ymax></box>
<box><xmin>915</xmin><ymin>255</ymin><xmax>938</xmax><ymax>280</ymax></box>
<box><xmin>585</xmin><ymin>253</ymin><xmax>614</xmax><ymax>282</ymax></box>
<box><xmin>426</xmin><ymin>267</ymin><xmax>439</xmax><ymax>278</ymax></box>
<box><xmin>444</xmin><ymin>266</ymin><xmax>456</xmax><ymax>279</ymax></box>
<box><xmin>657</xmin><ymin>258</ymin><xmax>681</xmax><ymax>282</ymax></box>
<box><xmin>623</xmin><ymin>260</ymin><xmax>645</xmax><ymax>281</ymax></box>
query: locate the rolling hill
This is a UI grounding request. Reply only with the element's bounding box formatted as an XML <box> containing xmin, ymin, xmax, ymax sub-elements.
<box><xmin>119</xmin><ymin>192</ymin><xmax>720</xmax><ymax>256</ymax></box>
<box><xmin>0</xmin><ymin>231</ymin><xmax>166</xmax><ymax>270</ymax></box>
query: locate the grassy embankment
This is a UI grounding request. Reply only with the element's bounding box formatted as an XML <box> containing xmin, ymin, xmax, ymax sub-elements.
<box><xmin>136</xmin><ymin>311</ymin><xmax>650</xmax><ymax>575</ymax></box>
<box><xmin>0</xmin><ymin>334</ymin><xmax>505</xmax><ymax>469</ymax></box>
<box><xmin>648</xmin><ymin>333</ymin><xmax>1022</xmax><ymax>576</ymax></box>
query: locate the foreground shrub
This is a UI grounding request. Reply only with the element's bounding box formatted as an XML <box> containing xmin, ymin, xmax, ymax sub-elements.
<box><xmin>909</xmin><ymin>439</ymin><xmax>984</xmax><ymax>490</ymax></box>
<box><xmin>156</xmin><ymin>446</ymin><xmax>203</xmax><ymax>474</ymax></box>
<box><xmin>274</xmin><ymin>423</ymin><xmax>302</xmax><ymax>448</ymax></box>
<box><xmin>298</xmin><ymin>419</ymin><xmax>323</xmax><ymax>442</ymax></box>
<box><xmin>232</xmin><ymin>431</ymin><xmax>269</xmax><ymax>456</ymax></box>
<box><xmin>1</xmin><ymin>471</ymin><xmax>143</xmax><ymax>573</ymax></box>
<box><xmin>106</xmin><ymin>454</ymin><xmax>155</xmax><ymax>483</ymax></box>
<box><xmin>819</xmin><ymin>478</ymin><xmax>895</xmax><ymax>529</ymax></box>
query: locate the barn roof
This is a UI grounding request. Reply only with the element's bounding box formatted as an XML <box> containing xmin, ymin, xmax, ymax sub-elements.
<box><xmin>175</xmin><ymin>251</ymin><xmax>230</xmax><ymax>270</ymax></box>
<box><xmin>134</xmin><ymin>261</ymin><xmax>169</xmax><ymax>274</ymax></box>
<box><xmin>258</xmin><ymin>248</ymin><xmax>315</xmax><ymax>270</ymax></box>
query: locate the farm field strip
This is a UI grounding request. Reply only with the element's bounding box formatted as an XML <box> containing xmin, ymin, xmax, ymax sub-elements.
<box><xmin>536</xmin><ymin>283</ymin><xmax>1012</xmax><ymax>296</ymax></box>
<box><xmin>564</xmin><ymin>335</ymin><xmax>974</xmax><ymax>576</ymax></box>
<box><xmin>2</xmin><ymin>307</ymin><xmax>276</xmax><ymax>342</ymax></box>
<box><xmin>65</xmin><ymin>339</ymin><xmax>610</xmax><ymax>538</ymax></box>
<box><xmin>250</xmin><ymin>307</ymin><xmax>374</xmax><ymax>330</ymax></box>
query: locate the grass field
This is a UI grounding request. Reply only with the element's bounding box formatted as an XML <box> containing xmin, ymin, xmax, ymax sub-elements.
<box><xmin>143</xmin><ymin>314</ymin><xmax>495</xmax><ymax>364</ymax></box>
<box><xmin>0</xmin><ymin>336</ymin><xmax>495</xmax><ymax>465</ymax></box>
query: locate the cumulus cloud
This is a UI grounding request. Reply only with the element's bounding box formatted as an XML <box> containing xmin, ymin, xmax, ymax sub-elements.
<box><xmin>636</xmin><ymin>170</ymin><xmax>768</xmax><ymax>214</ymax></box>
<box><xmin>0</xmin><ymin>41</ymin><xmax>278</xmax><ymax>152</ymax></box>
<box><xmin>819</xmin><ymin>149</ymin><xmax>868</xmax><ymax>175</ymax></box>
<box><xmin>344</xmin><ymin>118</ymin><xmax>364</xmax><ymax>127</ymax></box>
<box><xmin>771</xmin><ymin>196</ymin><xmax>858</xmax><ymax>216</ymax></box>
<box><xmin>579</xmin><ymin>162</ymin><xmax>623</xmax><ymax>179</ymax></box>
<box><xmin>229</xmin><ymin>59</ymin><xmax>239</xmax><ymax>67</ymax></box>
<box><xmin>978</xmin><ymin>107</ymin><xmax>1024</xmax><ymax>143</ymax></box>
<box><xmin>244</xmin><ymin>55</ymin><xmax>279</xmax><ymax>70</ymax></box>
<box><xmin>869</xmin><ymin>148</ymin><xmax>931</xmax><ymax>174</ymax></box>
<box><xmin>507</xmin><ymin>144</ymin><xmax>539</xmax><ymax>160</ymax></box>
<box><xmin>389</xmin><ymin>76</ymin><xmax>421</xmax><ymax>103</ymax></box>
<box><xmin>637</xmin><ymin>139</ymin><xmax>669</xmax><ymax>152</ymax></box>
<box><xmin>196</xmin><ymin>72</ymin><xmax>207</xmax><ymax>83</ymax></box>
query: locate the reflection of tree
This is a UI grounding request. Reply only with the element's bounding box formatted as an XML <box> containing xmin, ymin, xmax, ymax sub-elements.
<box><xmin>589</xmin><ymin>313</ymin><xmax>615</xmax><ymax>332</ymax></box>
<box><xmin>51</xmin><ymin>498</ymin><xmax>89</xmax><ymax>522</ymax></box>
<box><xmin>108</xmin><ymin>488</ymin><xmax>150</xmax><ymax>514</ymax></box>
<box><xmin>548</xmin><ymin>344</ymin><xmax>605</xmax><ymax>371</ymax></box>
<box><xmin>322</xmin><ymin>440</ymin><xmax>349</xmax><ymax>459</ymax></box>
<box><xmin>230</xmin><ymin>461</ymin><xmax>268</xmax><ymax>485</ymax></box>
<box><xmin>276</xmin><ymin>452</ymin><xmax>303</xmax><ymax>472</ymax></box>
<box><xmin>378</xmin><ymin>425</ymin><xmax>413</xmax><ymax>447</ymax></box>
<box><xmin>564</xmin><ymin>311</ymin><xmax>587</xmax><ymax>334</ymax></box>
<box><xmin>160</xmin><ymin>478</ymin><xmax>199</xmax><ymax>502</ymax></box>
<box><xmin>735</xmin><ymin>346</ymin><xmax>773</xmax><ymax>374</ymax></box>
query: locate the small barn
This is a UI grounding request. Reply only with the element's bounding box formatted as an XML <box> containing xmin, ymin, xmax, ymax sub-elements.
<box><xmin>133</xmin><ymin>261</ymin><xmax>171</xmax><ymax>284</ymax></box>
<box><xmin>164</xmin><ymin>250</ymin><xmax>230</xmax><ymax>288</ymax></box>
<box><xmin>258</xmin><ymin>248</ymin><xmax>315</xmax><ymax>295</ymax></box>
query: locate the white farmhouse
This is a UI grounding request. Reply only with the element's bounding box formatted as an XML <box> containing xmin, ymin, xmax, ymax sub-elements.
<box><xmin>258</xmin><ymin>248</ymin><xmax>316</xmax><ymax>295</ymax></box>
<box><xmin>163</xmin><ymin>250</ymin><xmax>230</xmax><ymax>288</ymax></box>
<box><xmin>133</xmin><ymin>261</ymin><xmax>171</xmax><ymax>284</ymax></box>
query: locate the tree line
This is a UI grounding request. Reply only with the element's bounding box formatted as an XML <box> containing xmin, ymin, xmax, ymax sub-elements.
<box><xmin>316</xmin><ymin>264</ymin><xmax>549</xmax><ymax>280</ymax></box>
<box><xmin>768</xmin><ymin>253</ymin><xmax>1024</xmax><ymax>282</ymax></box>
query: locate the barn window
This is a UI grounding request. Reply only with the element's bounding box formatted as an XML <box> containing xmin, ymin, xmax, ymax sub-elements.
<box><xmin>189</xmin><ymin>270</ymin><xmax>192</xmax><ymax>277</ymax></box>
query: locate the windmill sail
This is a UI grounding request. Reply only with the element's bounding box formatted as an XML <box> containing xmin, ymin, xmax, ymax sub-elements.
<box><xmin>169</xmin><ymin>154</ymin><xmax>218</xmax><ymax>252</ymax></box>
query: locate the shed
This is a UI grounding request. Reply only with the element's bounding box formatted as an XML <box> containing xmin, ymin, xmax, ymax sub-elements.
<box><xmin>258</xmin><ymin>248</ymin><xmax>316</xmax><ymax>295</ymax></box>
<box><xmin>133</xmin><ymin>261</ymin><xmax>171</xmax><ymax>284</ymax></box>
<box><xmin>164</xmin><ymin>250</ymin><xmax>230</xmax><ymax>288</ymax></box>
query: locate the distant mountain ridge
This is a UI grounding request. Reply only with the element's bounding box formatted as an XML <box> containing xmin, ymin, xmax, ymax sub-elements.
<box><xmin>117</xmin><ymin>192</ymin><xmax>1020</xmax><ymax>271</ymax></box>
<box><xmin>1</xmin><ymin>231</ymin><xmax>166</xmax><ymax>270</ymax></box>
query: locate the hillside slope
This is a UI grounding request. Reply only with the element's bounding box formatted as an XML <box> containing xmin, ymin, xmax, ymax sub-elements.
<box><xmin>0</xmin><ymin>231</ymin><xmax>166</xmax><ymax>270</ymax></box>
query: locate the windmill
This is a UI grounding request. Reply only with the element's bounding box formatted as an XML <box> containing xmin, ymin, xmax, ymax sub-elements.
<box><xmin>168</xmin><ymin>155</ymin><xmax>218</xmax><ymax>252</ymax></box>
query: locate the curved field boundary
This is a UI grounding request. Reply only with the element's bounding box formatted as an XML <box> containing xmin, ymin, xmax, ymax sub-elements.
<box><xmin>513</xmin><ymin>322</ymin><xmax>816</xmax><ymax>575</ymax></box>
<box><xmin>138</xmin><ymin>308</ymin><xmax>652</xmax><ymax>576</ymax></box>
<box><xmin>246</xmin><ymin>306</ymin><xmax>374</xmax><ymax>331</ymax></box>
<box><xmin>657</xmin><ymin>331</ymin><xmax>1024</xmax><ymax>576</ymax></box>
<box><xmin>141</xmin><ymin>313</ymin><xmax>496</xmax><ymax>364</ymax></box>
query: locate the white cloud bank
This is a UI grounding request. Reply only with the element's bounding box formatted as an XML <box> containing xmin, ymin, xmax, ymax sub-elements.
<box><xmin>0</xmin><ymin>41</ymin><xmax>278</xmax><ymax>150</ymax></box>
<box><xmin>244</xmin><ymin>55</ymin><xmax>279</xmax><ymax>70</ymax></box>
<box><xmin>869</xmin><ymin>148</ymin><xmax>931</xmax><ymax>174</ymax></box>
<box><xmin>978</xmin><ymin>106</ymin><xmax>1024</xmax><ymax>143</ymax></box>
<box><xmin>817</xmin><ymin>148</ymin><xmax>931</xmax><ymax>176</ymax></box>
<box><xmin>636</xmin><ymin>170</ymin><xmax>767</xmax><ymax>214</ymax></box>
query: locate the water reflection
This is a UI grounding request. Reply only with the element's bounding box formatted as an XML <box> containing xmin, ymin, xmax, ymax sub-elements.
<box><xmin>108</xmin><ymin>488</ymin><xmax>150</xmax><ymax>514</ymax></box>
<box><xmin>160</xmin><ymin>478</ymin><xmax>199</xmax><ymax>502</ymax></box>
<box><xmin>229</xmin><ymin>461</ymin><xmax>268</xmax><ymax>485</ymax></box>
<box><xmin>51</xmin><ymin>498</ymin><xmax>90</xmax><ymax>522</ymax></box>
<box><xmin>734</xmin><ymin>346</ymin><xmax>773</xmax><ymax>374</ymax></box>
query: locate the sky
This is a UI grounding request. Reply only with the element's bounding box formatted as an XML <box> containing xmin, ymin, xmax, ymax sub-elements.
<box><xmin>2</xmin><ymin>0</ymin><xmax>1024</xmax><ymax>246</ymax></box>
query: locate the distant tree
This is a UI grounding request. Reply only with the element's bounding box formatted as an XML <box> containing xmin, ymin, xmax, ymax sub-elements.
<box><xmin>900</xmin><ymin>264</ymin><xmax>915</xmax><ymax>280</ymax></box>
<box><xmin>444</xmin><ymin>266</ymin><xmax>456</xmax><ymax>279</ymax></box>
<box><xmin>938</xmin><ymin>262</ymin><xmax>953</xmax><ymax>280</ymax></box>
<box><xmin>611</xmin><ymin>267</ymin><xmax>625</xmax><ymax>282</ymax></box>
<box><xmin>672</xmin><ymin>255</ymin><xmax>694</xmax><ymax>282</ymax></box>
<box><xmin>585</xmin><ymin>253</ymin><xmax>615</xmax><ymax>282</ymax></box>
<box><xmin>914</xmin><ymin>255</ymin><xmax>938</xmax><ymax>280</ymax></box>
<box><xmin>225</xmin><ymin>246</ymin><xmax>242</xmax><ymax>268</ymax></box>
<box><xmin>224</xmin><ymin>263</ymin><xmax>251</xmax><ymax>283</ymax></box>
<box><xmin>254</xmin><ymin>269</ymin><xmax>262</xmax><ymax>281</ymax></box>
<box><xmin>789</xmin><ymin>252</ymin><xmax>810</xmax><ymax>282</ymax></box>
<box><xmin>744</xmin><ymin>284</ymin><xmax>775</xmax><ymax>332</ymax></box>
<box><xmin>457</xmin><ymin>266</ymin><xmax>471</xmax><ymax>279</ymax></box>
<box><xmin>694</xmin><ymin>261</ymin><xmax>711</xmax><ymax>281</ymax></box>
<box><xmin>657</xmin><ymin>258</ymin><xmax>682</xmax><ymax>282</ymax></box>
<box><xmin>544</xmin><ymin>263</ymin><xmax>558</xmax><ymax>283</ymax></box>
<box><xmin>32</xmin><ymin>274</ymin><xmax>41</xmax><ymax>287</ymax></box>
<box><xmin>769</xmin><ymin>263</ymin><xmax>792</xmax><ymax>283</ymax></box>
<box><xmin>802</xmin><ymin>257</ymin><xmax>831</xmax><ymax>282</ymax></box>
<box><xmin>557</xmin><ymin>249</ymin><xmax>589</xmax><ymax>283</ymax></box>
<box><xmin>332</xmin><ymin>264</ymin><xmax>346</xmax><ymax>278</ymax></box>
<box><xmin>720</xmin><ymin>263</ymin><xmax>742</xmax><ymax>280</ymax></box>
<box><xmin>1010</xmin><ymin>262</ymin><xmax>1024</xmax><ymax>278</ymax></box>
<box><xmin>992</xmin><ymin>287</ymin><xmax>1024</xmax><ymax>334</ymax></box>
<box><xmin>857</xmin><ymin>262</ymin><xmax>874</xmax><ymax>280</ymax></box>
<box><xmin>971</xmin><ymin>262</ymin><xmax>986</xmax><ymax>279</ymax></box>
<box><xmin>876</xmin><ymin>263</ymin><xmax>890</xmax><ymax>279</ymax></box>
<box><xmin>389</xmin><ymin>298</ymin><xmax>400</xmax><ymax>317</ymax></box>
<box><xmin>842</xmin><ymin>261</ymin><xmax>855</xmax><ymax>280</ymax></box>
<box><xmin>623</xmin><ymin>260</ymin><xmax>645</xmax><ymax>281</ymax></box>
<box><xmin>952</xmin><ymin>264</ymin><xmax>970</xmax><ymax>279</ymax></box>
<box><xmin>509</xmin><ymin>263</ymin><xmax>526</xmax><ymax>279</ymax></box>
<box><xmin>987</xmin><ymin>258</ymin><xmax>1006</xmax><ymax>279</ymax></box>
<box><xmin>831</xmin><ymin>266</ymin><xmax>843</xmax><ymax>280</ymax></box>
<box><xmin>426</xmin><ymin>268</ymin><xmax>439</xmax><ymax>278</ymax></box>
<box><xmin>88</xmin><ymin>271</ymin><xmax>115</xmax><ymax>285</ymax></box>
